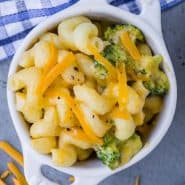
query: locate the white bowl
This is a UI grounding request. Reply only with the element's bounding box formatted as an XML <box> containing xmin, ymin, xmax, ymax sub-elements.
<box><xmin>7</xmin><ymin>0</ymin><xmax>177</xmax><ymax>184</ymax></box>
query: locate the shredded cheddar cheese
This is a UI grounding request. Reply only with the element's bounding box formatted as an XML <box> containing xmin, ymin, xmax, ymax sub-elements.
<box><xmin>120</xmin><ymin>31</ymin><xmax>141</xmax><ymax>61</ymax></box>
<box><xmin>38</xmin><ymin>52</ymin><xmax>75</xmax><ymax>95</ymax></box>
<box><xmin>43</xmin><ymin>42</ymin><xmax>58</xmax><ymax>75</ymax></box>
<box><xmin>106</xmin><ymin>82</ymin><xmax>116</xmax><ymax>96</ymax></box>
<box><xmin>0</xmin><ymin>179</ymin><xmax>6</xmax><ymax>185</ymax></box>
<box><xmin>116</xmin><ymin>65</ymin><xmax>132</xmax><ymax>120</ymax></box>
<box><xmin>0</xmin><ymin>141</ymin><xmax>23</xmax><ymax>166</ymax></box>
<box><xmin>12</xmin><ymin>178</ymin><xmax>22</xmax><ymax>185</ymax></box>
<box><xmin>64</xmin><ymin>128</ymin><xmax>94</xmax><ymax>144</ymax></box>
<box><xmin>88</xmin><ymin>45</ymin><xmax>117</xmax><ymax>80</ymax></box>
<box><xmin>0</xmin><ymin>170</ymin><xmax>10</xmax><ymax>179</ymax></box>
<box><xmin>117</xmin><ymin>66</ymin><xmax>128</xmax><ymax>108</ymax></box>
<box><xmin>7</xmin><ymin>162</ymin><xmax>28</xmax><ymax>185</ymax></box>
<box><xmin>135</xmin><ymin>176</ymin><xmax>140</xmax><ymax>185</ymax></box>
<box><xmin>110</xmin><ymin>108</ymin><xmax>130</xmax><ymax>120</ymax></box>
<box><xmin>36</xmin><ymin>42</ymin><xmax>58</xmax><ymax>95</ymax></box>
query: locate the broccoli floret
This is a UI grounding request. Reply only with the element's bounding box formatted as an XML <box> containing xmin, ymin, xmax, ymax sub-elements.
<box><xmin>103</xmin><ymin>130</ymin><xmax>118</xmax><ymax>145</ymax></box>
<box><xmin>144</xmin><ymin>71</ymin><xmax>169</xmax><ymax>96</ymax></box>
<box><xmin>95</xmin><ymin>132</ymin><xmax>121</xmax><ymax>169</ymax></box>
<box><xmin>120</xmin><ymin>134</ymin><xmax>142</xmax><ymax>165</ymax></box>
<box><xmin>102</xmin><ymin>44</ymin><xmax>128</xmax><ymax>66</ymax></box>
<box><xmin>102</xmin><ymin>43</ymin><xmax>146</xmax><ymax>79</ymax></box>
<box><xmin>104</xmin><ymin>24</ymin><xmax>144</xmax><ymax>44</ymax></box>
<box><xmin>140</xmin><ymin>55</ymin><xmax>169</xmax><ymax>96</ymax></box>
<box><xmin>103</xmin><ymin>24</ymin><xmax>169</xmax><ymax>96</ymax></box>
<box><xmin>96</xmin><ymin>142</ymin><xmax>121</xmax><ymax>169</ymax></box>
<box><xmin>93</xmin><ymin>61</ymin><xmax>108</xmax><ymax>80</ymax></box>
<box><xmin>95</xmin><ymin>132</ymin><xmax>143</xmax><ymax>169</ymax></box>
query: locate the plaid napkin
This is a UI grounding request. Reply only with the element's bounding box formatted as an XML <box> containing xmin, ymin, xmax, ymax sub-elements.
<box><xmin>0</xmin><ymin>0</ymin><xmax>184</xmax><ymax>62</ymax></box>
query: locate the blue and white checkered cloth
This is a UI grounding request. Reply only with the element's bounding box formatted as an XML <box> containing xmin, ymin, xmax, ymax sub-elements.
<box><xmin>0</xmin><ymin>0</ymin><xmax>184</xmax><ymax>62</ymax></box>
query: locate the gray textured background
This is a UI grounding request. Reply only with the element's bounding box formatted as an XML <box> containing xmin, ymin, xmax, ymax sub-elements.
<box><xmin>0</xmin><ymin>2</ymin><xmax>185</xmax><ymax>185</ymax></box>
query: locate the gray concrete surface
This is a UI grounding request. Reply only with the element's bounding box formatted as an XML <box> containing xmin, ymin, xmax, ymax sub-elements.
<box><xmin>1</xmin><ymin>3</ymin><xmax>185</xmax><ymax>185</ymax></box>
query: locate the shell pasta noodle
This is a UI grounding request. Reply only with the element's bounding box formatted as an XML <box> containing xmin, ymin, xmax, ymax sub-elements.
<box><xmin>9</xmin><ymin>16</ymin><xmax>169</xmax><ymax>169</ymax></box>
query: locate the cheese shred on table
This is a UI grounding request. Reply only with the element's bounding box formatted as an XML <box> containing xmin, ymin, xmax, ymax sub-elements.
<box><xmin>135</xmin><ymin>176</ymin><xmax>140</xmax><ymax>185</ymax></box>
<box><xmin>12</xmin><ymin>178</ymin><xmax>22</xmax><ymax>185</ymax></box>
<box><xmin>7</xmin><ymin>162</ymin><xmax>28</xmax><ymax>185</ymax></box>
<box><xmin>0</xmin><ymin>141</ymin><xmax>23</xmax><ymax>166</ymax></box>
<box><xmin>0</xmin><ymin>179</ymin><xmax>6</xmax><ymax>185</ymax></box>
<box><xmin>0</xmin><ymin>170</ymin><xmax>10</xmax><ymax>179</ymax></box>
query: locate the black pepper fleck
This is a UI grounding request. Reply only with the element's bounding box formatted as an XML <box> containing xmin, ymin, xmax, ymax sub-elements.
<box><xmin>92</xmin><ymin>115</ymin><xmax>95</xmax><ymax>119</ymax></box>
<box><xmin>115</xmin><ymin>102</ymin><xmax>119</xmax><ymax>106</ymax></box>
<box><xmin>74</xmin><ymin>66</ymin><xmax>79</xmax><ymax>71</ymax></box>
<box><xmin>71</xmin><ymin>75</ymin><xmax>75</xmax><ymax>80</ymax></box>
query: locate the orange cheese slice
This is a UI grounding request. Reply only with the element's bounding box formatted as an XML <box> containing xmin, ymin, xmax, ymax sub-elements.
<box><xmin>116</xmin><ymin>65</ymin><xmax>131</xmax><ymax>120</ymax></box>
<box><xmin>88</xmin><ymin>45</ymin><xmax>117</xmax><ymax>81</ymax></box>
<box><xmin>110</xmin><ymin>107</ymin><xmax>131</xmax><ymax>120</ymax></box>
<box><xmin>12</xmin><ymin>178</ymin><xmax>22</xmax><ymax>185</ymax></box>
<box><xmin>0</xmin><ymin>141</ymin><xmax>23</xmax><ymax>166</ymax></box>
<box><xmin>0</xmin><ymin>179</ymin><xmax>6</xmax><ymax>185</ymax></box>
<box><xmin>7</xmin><ymin>162</ymin><xmax>28</xmax><ymax>185</ymax></box>
<box><xmin>120</xmin><ymin>31</ymin><xmax>141</xmax><ymax>61</ymax></box>
<box><xmin>64</xmin><ymin>128</ymin><xmax>95</xmax><ymax>144</ymax></box>
<box><xmin>38</xmin><ymin>52</ymin><xmax>75</xmax><ymax>95</ymax></box>
<box><xmin>117</xmin><ymin>65</ymin><xmax>128</xmax><ymax>108</ymax></box>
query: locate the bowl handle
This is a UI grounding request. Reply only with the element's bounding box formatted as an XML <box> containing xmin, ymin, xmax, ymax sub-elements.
<box><xmin>23</xmin><ymin>149</ymin><xmax>58</xmax><ymax>185</ymax></box>
<box><xmin>23</xmin><ymin>147</ymin><xmax>107</xmax><ymax>185</ymax></box>
<box><xmin>76</xmin><ymin>0</ymin><xmax>162</xmax><ymax>35</ymax></box>
<box><xmin>139</xmin><ymin>0</ymin><xmax>162</xmax><ymax>35</ymax></box>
